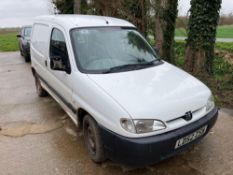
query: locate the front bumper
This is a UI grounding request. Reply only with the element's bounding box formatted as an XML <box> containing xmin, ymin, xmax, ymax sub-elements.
<box><xmin>99</xmin><ymin>107</ymin><xmax>218</xmax><ymax>166</ymax></box>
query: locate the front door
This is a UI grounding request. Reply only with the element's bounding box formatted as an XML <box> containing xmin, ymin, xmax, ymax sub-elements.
<box><xmin>46</xmin><ymin>27</ymin><xmax>75</xmax><ymax>113</ymax></box>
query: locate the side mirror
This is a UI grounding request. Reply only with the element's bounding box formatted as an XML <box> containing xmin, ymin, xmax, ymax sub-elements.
<box><xmin>50</xmin><ymin>56</ymin><xmax>71</xmax><ymax>74</ymax></box>
<box><xmin>16</xmin><ymin>34</ymin><xmax>21</xmax><ymax>38</ymax></box>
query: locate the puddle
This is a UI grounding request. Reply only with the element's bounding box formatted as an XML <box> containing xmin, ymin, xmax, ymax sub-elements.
<box><xmin>0</xmin><ymin>115</ymin><xmax>68</xmax><ymax>137</ymax></box>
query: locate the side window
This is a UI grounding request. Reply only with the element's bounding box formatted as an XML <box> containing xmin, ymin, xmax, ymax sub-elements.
<box><xmin>21</xmin><ymin>28</ymin><xmax>24</xmax><ymax>36</ymax></box>
<box><xmin>24</xmin><ymin>27</ymin><xmax>31</xmax><ymax>37</ymax></box>
<box><xmin>50</xmin><ymin>28</ymin><xmax>71</xmax><ymax>73</ymax></box>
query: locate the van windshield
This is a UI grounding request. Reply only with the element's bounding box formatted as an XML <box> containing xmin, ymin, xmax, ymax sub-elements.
<box><xmin>70</xmin><ymin>27</ymin><xmax>160</xmax><ymax>74</ymax></box>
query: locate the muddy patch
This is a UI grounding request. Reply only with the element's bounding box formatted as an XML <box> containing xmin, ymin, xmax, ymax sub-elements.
<box><xmin>101</xmin><ymin>162</ymin><xmax>146</xmax><ymax>173</ymax></box>
<box><xmin>0</xmin><ymin>115</ymin><xmax>68</xmax><ymax>137</ymax></box>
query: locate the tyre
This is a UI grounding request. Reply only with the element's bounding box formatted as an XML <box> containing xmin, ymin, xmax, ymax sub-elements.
<box><xmin>83</xmin><ymin>115</ymin><xmax>106</xmax><ymax>163</ymax></box>
<box><xmin>35</xmin><ymin>74</ymin><xmax>48</xmax><ymax>97</ymax></box>
<box><xmin>24</xmin><ymin>54</ymin><xmax>31</xmax><ymax>62</ymax></box>
<box><xmin>20</xmin><ymin>49</ymin><xmax>23</xmax><ymax>56</ymax></box>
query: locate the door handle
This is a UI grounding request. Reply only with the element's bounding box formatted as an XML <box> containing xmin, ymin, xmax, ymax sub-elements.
<box><xmin>45</xmin><ymin>60</ymin><xmax>47</xmax><ymax>67</ymax></box>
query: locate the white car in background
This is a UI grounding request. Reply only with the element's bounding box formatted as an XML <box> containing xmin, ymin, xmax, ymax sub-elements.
<box><xmin>30</xmin><ymin>15</ymin><xmax>218</xmax><ymax>166</ymax></box>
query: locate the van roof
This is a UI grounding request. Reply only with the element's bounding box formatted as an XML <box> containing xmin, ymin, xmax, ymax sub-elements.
<box><xmin>22</xmin><ymin>25</ymin><xmax>32</xmax><ymax>28</ymax></box>
<box><xmin>35</xmin><ymin>15</ymin><xmax>135</xmax><ymax>29</ymax></box>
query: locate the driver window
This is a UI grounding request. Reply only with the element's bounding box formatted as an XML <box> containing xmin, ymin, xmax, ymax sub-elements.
<box><xmin>50</xmin><ymin>28</ymin><xmax>70</xmax><ymax>70</ymax></box>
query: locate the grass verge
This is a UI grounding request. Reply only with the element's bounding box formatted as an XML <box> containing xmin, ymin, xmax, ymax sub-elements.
<box><xmin>0</xmin><ymin>32</ymin><xmax>19</xmax><ymax>52</ymax></box>
<box><xmin>175</xmin><ymin>25</ymin><xmax>233</xmax><ymax>38</ymax></box>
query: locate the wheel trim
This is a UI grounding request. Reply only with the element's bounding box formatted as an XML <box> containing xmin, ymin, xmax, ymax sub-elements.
<box><xmin>85</xmin><ymin>124</ymin><xmax>97</xmax><ymax>155</ymax></box>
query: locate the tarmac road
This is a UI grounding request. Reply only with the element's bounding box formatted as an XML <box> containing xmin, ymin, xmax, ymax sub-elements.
<box><xmin>0</xmin><ymin>52</ymin><xmax>233</xmax><ymax>175</ymax></box>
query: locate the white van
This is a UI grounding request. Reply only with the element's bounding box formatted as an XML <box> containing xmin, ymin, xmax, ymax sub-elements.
<box><xmin>31</xmin><ymin>15</ymin><xmax>218</xmax><ymax>166</ymax></box>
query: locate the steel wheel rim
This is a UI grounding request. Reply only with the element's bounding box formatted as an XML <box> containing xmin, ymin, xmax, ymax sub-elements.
<box><xmin>85</xmin><ymin>123</ymin><xmax>96</xmax><ymax>155</ymax></box>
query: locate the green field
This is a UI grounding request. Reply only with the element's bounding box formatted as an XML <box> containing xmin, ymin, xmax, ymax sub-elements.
<box><xmin>0</xmin><ymin>32</ymin><xmax>19</xmax><ymax>52</ymax></box>
<box><xmin>176</xmin><ymin>25</ymin><xmax>233</xmax><ymax>38</ymax></box>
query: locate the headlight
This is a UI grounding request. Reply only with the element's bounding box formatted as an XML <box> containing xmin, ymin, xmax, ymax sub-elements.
<box><xmin>134</xmin><ymin>120</ymin><xmax>166</xmax><ymax>133</ymax></box>
<box><xmin>120</xmin><ymin>119</ymin><xmax>166</xmax><ymax>134</ymax></box>
<box><xmin>206</xmin><ymin>94</ymin><xmax>215</xmax><ymax>112</ymax></box>
<box><xmin>120</xmin><ymin>119</ymin><xmax>136</xmax><ymax>133</ymax></box>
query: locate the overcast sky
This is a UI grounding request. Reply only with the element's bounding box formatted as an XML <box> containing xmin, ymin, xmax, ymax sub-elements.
<box><xmin>0</xmin><ymin>0</ymin><xmax>233</xmax><ymax>28</ymax></box>
<box><xmin>0</xmin><ymin>0</ymin><xmax>55</xmax><ymax>28</ymax></box>
<box><xmin>179</xmin><ymin>0</ymin><xmax>233</xmax><ymax>16</ymax></box>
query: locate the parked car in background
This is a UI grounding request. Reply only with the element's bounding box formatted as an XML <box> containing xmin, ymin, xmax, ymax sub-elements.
<box><xmin>30</xmin><ymin>15</ymin><xmax>218</xmax><ymax>166</ymax></box>
<box><xmin>17</xmin><ymin>26</ymin><xmax>32</xmax><ymax>62</ymax></box>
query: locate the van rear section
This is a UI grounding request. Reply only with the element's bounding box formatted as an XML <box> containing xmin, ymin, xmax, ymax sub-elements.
<box><xmin>31</xmin><ymin>23</ymin><xmax>50</xmax><ymax>75</ymax></box>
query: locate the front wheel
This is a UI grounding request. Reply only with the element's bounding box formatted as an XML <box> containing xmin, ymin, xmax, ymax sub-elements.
<box><xmin>83</xmin><ymin>115</ymin><xmax>106</xmax><ymax>163</ymax></box>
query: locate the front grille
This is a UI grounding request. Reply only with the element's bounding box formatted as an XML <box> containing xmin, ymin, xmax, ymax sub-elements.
<box><xmin>166</xmin><ymin>107</ymin><xmax>205</xmax><ymax>124</ymax></box>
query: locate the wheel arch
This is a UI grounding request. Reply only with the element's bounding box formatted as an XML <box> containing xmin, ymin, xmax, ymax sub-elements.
<box><xmin>77</xmin><ymin>108</ymin><xmax>89</xmax><ymax>127</ymax></box>
<box><xmin>31</xmin><ymin>67</ymin><xmax>36</xmax><ymax>77</ymax></box>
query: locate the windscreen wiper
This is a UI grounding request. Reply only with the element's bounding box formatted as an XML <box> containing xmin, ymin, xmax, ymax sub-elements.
<box><xmin>103</xmin><ymin>59</ymin><xmax>162</xmax><ymax>74</ymax></box>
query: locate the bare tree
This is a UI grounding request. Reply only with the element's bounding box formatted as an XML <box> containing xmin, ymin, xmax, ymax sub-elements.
<box><xmin>154</xmin><ymin>0</ymin><xmax>178</xmax><ymax>63</ymax></box>
<box><xmin>90</xmin><ymin>0</ymin><xmax>121</xmax><ymax>16</ymax></box>
<box><xmin>74</xmin><ymin>0</ymin><xmax>81</xmax><ymax>14</ymax></box>
<box><xmin>52</xmin><ymin>0</ymin><xmax>74</xmax><ymax>14</ymax></box>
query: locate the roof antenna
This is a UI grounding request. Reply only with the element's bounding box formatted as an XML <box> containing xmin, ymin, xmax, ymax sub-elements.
<box><xmin>106</xmin><ymin>20</ymin><xmax>109</xmax><ymax>24</ymax></box>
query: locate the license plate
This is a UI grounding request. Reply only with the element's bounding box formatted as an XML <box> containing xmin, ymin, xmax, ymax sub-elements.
<box><xmin>175</xmin><ymin>125</ymin><xmax>207</xmax><ymax>149</ymax></box>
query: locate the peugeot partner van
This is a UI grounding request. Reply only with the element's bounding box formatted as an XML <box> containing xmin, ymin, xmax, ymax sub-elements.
<box><xmin>30</xmin><ymin>15</ymin><xmax>218</xmax><ymax>166</ymax></box>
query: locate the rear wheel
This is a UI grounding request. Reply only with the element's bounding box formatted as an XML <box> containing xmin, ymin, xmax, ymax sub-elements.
<box><xmin>83</xmin><ymin>115</ymin><xmax>106</xmax><ymax>163</ymax></box>
<box><xmin>24</xmin><ymin>54</ymin><xmax>31</xmax><ymax>62</ymax></box>
<box><xmin>35</xmin><ymin>74</ymin><xmax>47</xmax><ymax>97</ymax></box>
<box><xmin>20</xmin><ymin>49</ymin><xmax>23</xmax><ymax>56</ymax></box>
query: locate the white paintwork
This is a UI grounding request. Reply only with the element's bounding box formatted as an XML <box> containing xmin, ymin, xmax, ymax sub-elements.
<box><xmin>34</xmin><ymin>15</ymin><xmax>135</xmax><ymax>33</ymax></box>
<box><xmin>31</xmin><ymin>15</ymin><xmax>213</xmax><ymax>138</ymax></box>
